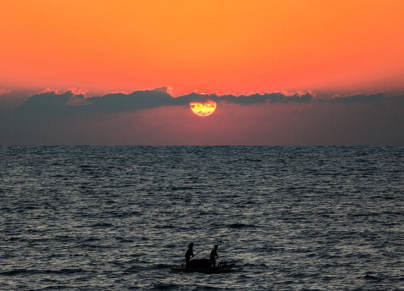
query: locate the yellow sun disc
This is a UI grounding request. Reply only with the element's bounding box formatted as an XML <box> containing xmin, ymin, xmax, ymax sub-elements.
<box><xmin>190</xmin><ymin>100</ymin><xmax>217</xmax><ymax>117</ymax></box>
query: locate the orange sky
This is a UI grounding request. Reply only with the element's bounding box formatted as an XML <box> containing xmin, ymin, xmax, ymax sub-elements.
<box><xmin>1</xmin><ymin>0</ymin><xmax>404</xmax><ymax>95</ymax></box>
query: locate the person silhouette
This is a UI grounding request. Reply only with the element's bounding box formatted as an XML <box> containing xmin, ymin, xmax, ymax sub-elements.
<box><xmin>185</xmin><ymin>243</ymin><xmax>194</xmax><ymax>268</ymax></box>
<box><xmin>210</xmin><ymin>245</ymin><xmax>219</xmax><ymax>267</ymax></box>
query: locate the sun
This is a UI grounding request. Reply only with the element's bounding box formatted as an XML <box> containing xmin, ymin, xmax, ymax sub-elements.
<box><xmin>190</xmin><ymin>100</ymin><xmax>217</xmax><ymax>117</ymax></box>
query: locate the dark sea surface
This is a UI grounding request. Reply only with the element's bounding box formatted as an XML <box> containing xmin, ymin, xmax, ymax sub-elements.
<box><xmin>1</xmin><ymin>146</ymin><xmax>404</xmax><ymax>290</ymax></box>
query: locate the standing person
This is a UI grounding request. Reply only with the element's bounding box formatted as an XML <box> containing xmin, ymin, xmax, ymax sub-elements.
<box><xmin>210</xmin><ymin>245</ymin><xmax>219</xmax><ymax>267</ymax></box>
<box><xmin>185</xmin><ymin>243</ymin><xmax>194</xmax><ymax>268</ymax></box>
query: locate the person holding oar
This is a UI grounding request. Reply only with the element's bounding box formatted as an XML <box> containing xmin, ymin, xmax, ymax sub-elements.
<box><xmin>185</xmin><ymin>243</ymin><xmax>194</xmax><ymax>268</ymax></box>
<box><xmin>210</xmin><ymin>245</ymin><xmax>219</xmax><ymax>267</ymax></box>
<box><xmin>185</xmin><ymin>243</ymin><xmax>205</xmax><ymax>268</ymax></box>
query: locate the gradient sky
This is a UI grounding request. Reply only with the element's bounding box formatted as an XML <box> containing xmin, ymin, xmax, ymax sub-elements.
<box><xmin>1</xmin><ymin>0</ymin><xmax>404</xmax><ymax>145</ymax></box>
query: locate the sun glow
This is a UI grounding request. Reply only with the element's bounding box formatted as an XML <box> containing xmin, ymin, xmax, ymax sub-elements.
<box><xmin>190</xmin><ymin>100</ymin><xmax>217</xmax><ymax>117</ymax></box>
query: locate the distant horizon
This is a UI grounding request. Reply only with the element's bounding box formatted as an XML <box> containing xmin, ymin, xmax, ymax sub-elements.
<box><xmin>2</xmin><ymin>145</ymin><xmax>404</xmax><ymax>147</ymax></box>
<box><xmin>1</xmin><ymin>86</ymin><xmax>404</xmax><ymax>146</ymax></box>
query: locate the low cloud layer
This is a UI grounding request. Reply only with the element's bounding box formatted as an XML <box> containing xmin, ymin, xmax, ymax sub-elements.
<box><xmin>4</xmin><ymin>87</ymin><xmax>316</xmax><ymax>116</ymax></box>
<box><xmin>1</xmin><ymin>88</ymin><xmax>404</xmax><ymax>145</ymax></box>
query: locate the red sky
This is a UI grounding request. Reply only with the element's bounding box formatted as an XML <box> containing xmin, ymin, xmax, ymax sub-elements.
<box><xmin>1</xmin><ymin>0</ymin><xmax>404</xmax><ymax>95</ymax></box>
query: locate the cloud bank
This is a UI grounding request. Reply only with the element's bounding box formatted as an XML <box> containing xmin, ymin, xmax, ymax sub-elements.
<box><xmin>1</xmin><ymin>88</ymin><xmax>404</xmax><ymax>145</ymax></box>
<box><xmin>6</xmin><ymin>87</ymin><xmax>316</xmax><ymax>116</ymax></box>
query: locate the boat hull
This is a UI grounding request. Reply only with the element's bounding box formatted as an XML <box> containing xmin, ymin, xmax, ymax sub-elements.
<box><xmin>171</xmin><ymin>263</ymin><xmax>236</xmax><ymax>274</ymax></box>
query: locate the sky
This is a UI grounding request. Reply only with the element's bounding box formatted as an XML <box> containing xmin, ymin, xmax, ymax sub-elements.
<box><xmin>1</xmin><ymin>0</ymin><xmax>404</xmax><ymax>145</ymax></box>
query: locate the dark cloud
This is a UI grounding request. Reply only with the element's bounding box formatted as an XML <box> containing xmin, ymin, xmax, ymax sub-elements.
<box><xmin>17</xmin><ymin>90</ymin><xmax>82</xmax><ymax>116</ymax></box>
<box><xmin>219</xmin><ymin>92</ymin><xmax>313</xmax><ymax>104</ymax></box>
<box><xmin>15</xmin><ymin>88</ymin><xmax>172</xmax><ymax>116</ymax></box>
<box><xmin>12</xmin><ymin>88</ymin><xmax>404</xmax><ymax>117</ymax></box>
<box><xmin>327</xmin><ymin>93</ymin><xmax>386</xmax><ymax>103</ymax></box>
<box><xmin>7</xmin><ymin>88</ymin><xmax>318</xmax><ymax>116</ymax></box>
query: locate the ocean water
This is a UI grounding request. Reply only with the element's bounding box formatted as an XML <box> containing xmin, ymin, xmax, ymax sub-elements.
<box><xmin>0</xmin><ymin>146</ymin><xmax>403</xmax><ymax>290</ymax></box>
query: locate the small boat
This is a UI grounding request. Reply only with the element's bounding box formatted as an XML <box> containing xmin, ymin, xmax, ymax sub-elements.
<box><xmin>171</xmin><ymin>261</ymin><xmax>236</xmax><ymax>274</ymax></box>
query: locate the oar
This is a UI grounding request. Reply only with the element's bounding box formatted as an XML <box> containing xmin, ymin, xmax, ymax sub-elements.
<box><xmin>193</xmin><ymin>249</ymin><xmax>204</xmax><ymax>258</ymax></box>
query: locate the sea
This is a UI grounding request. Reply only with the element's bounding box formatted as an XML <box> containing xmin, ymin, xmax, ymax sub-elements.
<box><xmin>1</xmin><ymin>146</ymin><xmax>403</xmax><ymax>290</ymax></box>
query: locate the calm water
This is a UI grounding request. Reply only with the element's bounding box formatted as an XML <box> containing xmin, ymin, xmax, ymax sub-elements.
<box><xmin>1</xmin><ymin>146</ymin><xmax>404</xmax><ymax>290</ymax></box>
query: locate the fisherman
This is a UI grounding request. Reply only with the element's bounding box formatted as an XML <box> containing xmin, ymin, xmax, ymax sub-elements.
<box><xmin>185</xmin><ymin>243</ymin><xmax>194</xmax><ymax>268</ymax></box>
<box><xmin>210</xmin><ymin>245</ymin><xmax>219</xmax><ymax>267</ymax></box>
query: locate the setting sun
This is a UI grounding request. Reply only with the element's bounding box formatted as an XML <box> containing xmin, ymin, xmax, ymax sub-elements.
<box><xmin>190</xmin><ymin>100</ymin><xmax>217</xmax><ymax>117</ymax></box>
